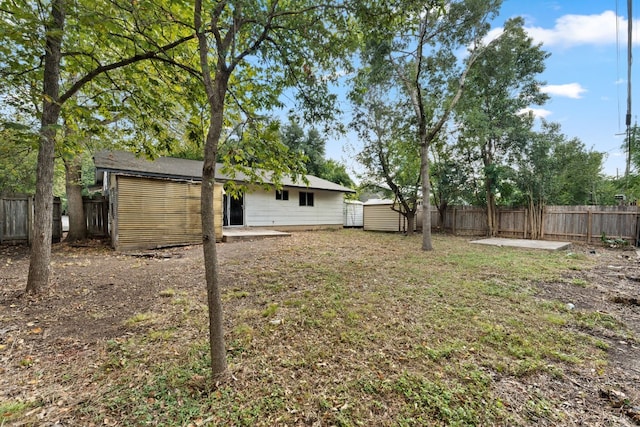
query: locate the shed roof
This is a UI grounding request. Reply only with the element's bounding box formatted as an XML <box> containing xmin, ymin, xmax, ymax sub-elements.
<box><xmin>94</xmin><ymin>150</ymin><xmax>355</xmax><ymax>193</ymax></box>
<box><xmin>363</xmin><ymin>198</ymin><xmax>395</xmax><ymax>205</ymax></box>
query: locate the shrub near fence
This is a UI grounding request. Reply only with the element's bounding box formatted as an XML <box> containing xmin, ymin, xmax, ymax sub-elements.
<box><xmin>433</xmin><ymin>205</ymin><xmax>640</xmax><ymax>245</ymax></box>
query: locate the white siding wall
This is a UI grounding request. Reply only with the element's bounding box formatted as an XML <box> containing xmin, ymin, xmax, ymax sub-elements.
<box><xmin>343</xmin><ymin>201</ymin><xmax>364</xmax><ymax>227</ymax></box>
<box><xmin>245</xmin><ymin>186</ymin><xmax>344</xmax><ymax>226</ymax></box>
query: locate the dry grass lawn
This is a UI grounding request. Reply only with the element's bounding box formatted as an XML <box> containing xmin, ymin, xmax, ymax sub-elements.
<box><xmin>1</xmin><ymin>230</ymin><xmax>639</xmax><ymax>426</ymax></box>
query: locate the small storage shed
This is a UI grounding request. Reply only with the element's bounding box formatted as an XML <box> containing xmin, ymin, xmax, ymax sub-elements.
<box><xmin>106</xmin><ymin>174</ymin><xmax>223</xmax><ymax>251</ymax></box>
<box><xmin>343</xmin><ymin>200</ymin><xmax>364</xmax><ymax>227</ymax></box>
<box><xmin>363</xmin><ymin>199</ymin><xmax>416</xmax><ymax>232</ymax></box>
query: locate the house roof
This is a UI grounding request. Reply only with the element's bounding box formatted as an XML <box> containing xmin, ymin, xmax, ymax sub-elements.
<box><xmin>94</xmin><ymin>150</ymin><xmax>355</xmax><ymax>193</ymax></box>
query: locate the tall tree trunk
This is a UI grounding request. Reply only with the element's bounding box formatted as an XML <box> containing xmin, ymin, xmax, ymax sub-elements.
<box><xmin>202</xmin><ymin>117</ymin><xmax>229</xmax><ymax>379</ymax></box>
<box><xmin>482</xmin><ymin>148</ymin><xmax>498</xmax><ymax>237</ymax></box>
<box><xmin>486</xmin><ymin>188</ymin><xmax>498</xmax><ymax>237</ymax></box>
<box><xmin>528</xmin><ymin>196</ymin><xmax>536</xmax><ymax>239</ymax></box>
<box><xmin>406</xmin><ymin>212</ymin><xmax>415</xmax><ymax>236</ymax></box>
<box><xmin>201</xmin><ymin>112</ymin><xmax>228</xmax><ymax>381</ymax></box>
<box><xmin>64</xmin><ymin>154</ymin><xmax>87</xmax><ymax>242</ymax></box>
<box><xmin>528</xmin><ymin>194</ymin><xmax>544</xmax><ymax>239</ymax></box>
<box><xmin>435</xmin><ymin>199</ymin><xmax>447</xmax><ymax>230</ymax></box>
<box><xmin>420</xmin><ymin>141</ymin><xmax>433</xmax><ymax>250</ymax></box>
<box><xmin>26</xmin><ymin>0</ymin><xmax>65</xmax><ymax>294</ymax></box>
<box><xmin>195</xmin><ymin>0</ymin><xmax>229</xmax><ymax>381</ymax></box>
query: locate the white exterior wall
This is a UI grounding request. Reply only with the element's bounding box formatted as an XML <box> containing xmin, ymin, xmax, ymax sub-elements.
<box><xmin>343</xmin><ymin>201</ymin><xmax>364</xmax><ymax>227</ymax></box>
<box><xmin>244</xmin><ymin>186</ymin><xmax>344</xmax><ymax>227</ymax></box>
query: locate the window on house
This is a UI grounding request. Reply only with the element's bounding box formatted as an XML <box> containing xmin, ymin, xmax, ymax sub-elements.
<box><xmin>276</xmin><ymin>190</ymin><xmax>289</xmax><ymax>200</ymax></box>
<box><xmin>299</xmin><ymin>191</ymin><xmax>314</xmax><ymax>206</ymax></box>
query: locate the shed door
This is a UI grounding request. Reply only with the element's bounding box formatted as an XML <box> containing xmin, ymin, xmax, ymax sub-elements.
<box><xmin>224</xmin><ymin>193</ymin><xmax>244</xmax><ymax>226</ymax></box>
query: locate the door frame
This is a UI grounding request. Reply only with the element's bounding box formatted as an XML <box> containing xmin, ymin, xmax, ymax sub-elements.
<box><xmin>223</xmin><ymin>191</ymin><xmax>244</xmax><ymax>226</ymax></box>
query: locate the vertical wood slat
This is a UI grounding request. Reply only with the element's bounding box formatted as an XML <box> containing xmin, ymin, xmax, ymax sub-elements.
<box><xmin>0</xmin><ymin>195</ymin><xmax>60</xmax><ymax>244</ymax></box>
<box><xmin>28</xmin><ymin>197</ymin><xmax>33</xmax><ymax>245</ymax></box>
<box><xmin>113</xmin><ymin>176</ymin><xmax>223</xmax><ymax>251</ymax></box>
<box><xmin>435</xmin><ymin>205</ymin><xmax>639</xmax><ymax>243</ymax></box>
<box><xmin>83</xmin><ymin>196</ymin><xmax>109</xmax><ymax>237</ymax></box>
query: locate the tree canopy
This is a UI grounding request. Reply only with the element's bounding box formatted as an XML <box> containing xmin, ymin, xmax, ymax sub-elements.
<box><xmin>353</xmin><ymin>0</ymin><xmax>504</xmax><ymax>249</ymax></box>
<box><xmin>454</xmin><ymin>16</ymin><xmax>549</xmax><ymax>236</ymax></box>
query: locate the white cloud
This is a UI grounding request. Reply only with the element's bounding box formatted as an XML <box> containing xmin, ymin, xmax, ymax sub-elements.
<box><xmin>518</xmin><ymin>107</ymin><xmax>552</xmax><ymax>118</ymax></box>
<box><xmin>483</xmin><ymin>27</ymin><xmax>504</xmax><ymax>45</ymax></box>
<box><xmin>524</xmin><ymin>11</ymin><xmax>638</xmax><ymax>48</ymax></box>
<box><xmin>541</xmin><ymin>83</ymin><xmax>587</xmax><ymax>99</ymax></box>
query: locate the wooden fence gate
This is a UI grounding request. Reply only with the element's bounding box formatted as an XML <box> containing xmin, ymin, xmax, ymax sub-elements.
<box><xmin>84</xmin><ymin>196</ymin><xmax>109</xmax><ymax>238</ymax></box>
<box><xmin>0</xmin><ymin>195</ymin><xmax>62</xmax><ymax>244</ymax></box>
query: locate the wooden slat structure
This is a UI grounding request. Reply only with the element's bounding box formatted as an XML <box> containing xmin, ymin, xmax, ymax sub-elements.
<box><xmin>363</xmin><ymin>200</ymin><xmax>418</xmax><ymax>232</ymax></box>
<box><xmin>84</xmin><ymin>196</ymin><xmax>109</xmax><ymax>238</ymax></box>
<box><xmin>0</xmin><ymin>195</ymin><xmax>61</xmax><ymax>244</ymax></box>
<box><xmin>437</xmin><ymin>206</ymin><xmax>487</xmax><ymax>236</ymax></box>
<box><xmin>0</xmin><ymin>195</ymin><xmax>31</xmax><ymax>244</ymax></box>
<box><xmin>433</xmin><ymin>205</ymin><xmax>640</xmax><ymax>244</ymax></box>
<box><xmin>110</xmin><ymin>175</ymin><xmax>223</xmax><ymax>251</ymax></box>
<box><xmin>543</xmin><ymin>205</ymin><xmax>638</xmax><ymax>243</ymax></box>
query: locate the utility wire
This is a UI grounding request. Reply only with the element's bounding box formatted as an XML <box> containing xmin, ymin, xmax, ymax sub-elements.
<box><xmin>626</xmin><ymin>0</ymin><xmax>632</xmax><ymax>180</ymax></box>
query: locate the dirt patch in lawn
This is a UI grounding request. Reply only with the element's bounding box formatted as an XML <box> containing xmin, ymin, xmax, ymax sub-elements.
<box><xmin>1</xmin><ymin>232</ymin><xmax>639</xmax><ymax>425</ymax></box>
<box><xmin>534</xmin><ymin>245</ymin><xmax>640</xmax><ymax>424</ymax></box>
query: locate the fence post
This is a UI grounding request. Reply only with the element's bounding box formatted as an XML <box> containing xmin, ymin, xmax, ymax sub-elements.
<box><xmin>587</xmin><ymin>210</ymin><xmax>592</xmax><ymax>244</ymax></box>
<box><xmin>0</xmin><ymin>197</ymin><xmax>4</xmax><ymax>244</ymax></box>
<box><xmin>102</xmin><ymin>197</ymin><xmax>109</xmax><ymax>236</ymax></box>
<box><xmin>523</xmin><ymin>209</ymin><xmax>528</xmax><ymax>239</ymax></box>
<box><xmin>452</xmin><ymin>207</ymin><xmax>457</xmax><ymax>236</ymax></box>
<box><xmin>27</xmin><ymin>196</ymin><xmax>33</xmax><ymax>246</ymax></box>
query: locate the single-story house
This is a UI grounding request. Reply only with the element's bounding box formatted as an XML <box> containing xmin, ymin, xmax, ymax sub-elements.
<box><xmin>94</xmin><ymin>150</ymin><xmax>355</xmax><ymax>250</ymax></box>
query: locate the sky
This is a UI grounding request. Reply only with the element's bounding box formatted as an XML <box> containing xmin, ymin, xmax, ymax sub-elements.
<box><xmin>325</xmin><ymin>0</ymin><xmax>639</xmax><ymax>179</ymax></box>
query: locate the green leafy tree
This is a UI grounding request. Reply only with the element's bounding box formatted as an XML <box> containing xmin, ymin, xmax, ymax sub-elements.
<box><xmin>280</xmin><ymin>119</ymin><xmax>354</xmax><ymax>186</ymax></box>
<box><xmin>547</xmin><ymin>131</ymin><xmax>604</xmax><ymax>206</ymax></box>
<box><xmin>354</xmin><ymin>0</ymin><xmax>503</xmax><ymax>249</ymax></box>
<box><xmin>455</xmin><ymin>17</ymin><xmax>549</xmax><ymax>236</ymax></box>
<box><xmin>430</xmin><ymin>140</ymin><xmax>472</xmax><ymax>226</ymax></box>
<box><xmin>193</xmin><ymin>0</ymin><xmax>354</xmax><ymax>380</ymax></box>
<box><xmin>0</xmin><ymin>124</ymin><xmax>38</xmax><ymax>194</ymax></box>
<box><xmin>281</xmin><ymin>120</ymin><xmax>326</xmax><ymax>176</ymax></box>
<box><xmin>351</xmin><ymin>87</ymin><xmax>421</xmax><ymax>234</ymax></box>
<box><xmin>619</xmin><ymin>124</ymin><xmax>640</xmax><ymax>198</ymax></box>
<box><xmin>514</xmin><ymin>121</ymin><xmax>605</xmax><ymax>237</ymax></box>
<box><xmin>319</xmin><ymin>159</ymin><xmax>354</xmax><ymax>188</ymax></box>
<box><xmin>512</xmin><ymin>124</ymin><xmax>551</xmax><ymax>238</ymax></box>
<box><xmin>0</xmin><ymin>0</ymin><xmax>196</xmax><ymax>293</ymax></box>
<box><xmin>602</xmin><ymin>175</ymin><xmax>632</xmax><ymax>205</ymax></box>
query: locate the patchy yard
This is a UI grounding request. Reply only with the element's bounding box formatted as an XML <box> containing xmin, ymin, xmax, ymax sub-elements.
<box><xmin>1</xmin><ymin>230</ymin><xmax>639</xmax><ymax>426</ymax></box>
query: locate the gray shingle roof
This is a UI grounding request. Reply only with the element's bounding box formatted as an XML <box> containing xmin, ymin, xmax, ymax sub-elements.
<box><xmin>94</xmin><ymin>150</ymin><xmax>355</xmax><ymax>193</ymax></box>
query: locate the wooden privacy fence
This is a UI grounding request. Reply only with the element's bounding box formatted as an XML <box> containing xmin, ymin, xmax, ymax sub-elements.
<box><xmin>433</xmin><ymin>205</ymin><xmax>640</xmax><ymax>244</ymax></box>
<box><xmin>84</xmin><ymin>196</ymin><xmax>109</xmax><ymax>238</ymax></box>
<box><xmin>0</xmin><ymin>195</ymin><xmax>62</xmax><ymax>244</ymax></box>
<box><xmin>0</xmin><ymin>195</ymin><xmax>109</xmax><ymax>245</ymax></box>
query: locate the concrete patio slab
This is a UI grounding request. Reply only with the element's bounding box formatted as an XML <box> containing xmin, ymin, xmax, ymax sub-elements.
<box><xmin>470</xmin><ymin>237</ymin><xmax>572</xmax><ymax>251</ymax></box>
<box><xmin>222</xmin><ymin>228</ymin><xmax>291</xmax><ymax>243</ymax></box>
